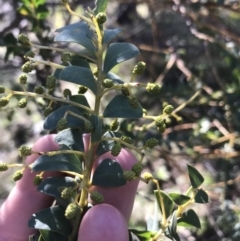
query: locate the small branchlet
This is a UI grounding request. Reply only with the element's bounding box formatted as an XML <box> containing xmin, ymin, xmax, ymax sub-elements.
<box><xmin>65</xmin><ymin>203</ymin><xmax>80</xmax><ymax>220</ymax></box>
<box><xmin>90</xmin><ymin>191</ymin><xmax>104</xmax><ymax>204</ymax></box>
<box><xmin>146</xmin><ymin>83</ymin><xmax>161</xmax><ymax>94</ymax></box>
<box><xmin>123</xmin><ymin>170</ymin><xmax>136</xmax><ymax>181</ymax></box>
<box><xmin>111</xmin><ymin>142</ymin><xmax>122</xmax><ymax>156</ymax></box>
<box><xmin>19</xmin><ymin>146</ymin><xmax>32</xmax><ymax>157</ymax></box>
<box><xmin>132</xmin><ymin>61</ymin><xmax>146</xmax><ymax>75</ymax></box>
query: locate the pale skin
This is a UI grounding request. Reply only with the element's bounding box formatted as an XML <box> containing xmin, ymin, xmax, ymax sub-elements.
<box><xmin>0</xmin><ymin>135</ymin><xmax>139</xmax><ymax>241</ymax></box>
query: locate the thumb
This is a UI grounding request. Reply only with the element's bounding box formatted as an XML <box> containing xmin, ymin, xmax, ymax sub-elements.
<box><xmin>78</xmin><ymin>204</ymin><xmax>129</xmax><ymax>241</ymax></box>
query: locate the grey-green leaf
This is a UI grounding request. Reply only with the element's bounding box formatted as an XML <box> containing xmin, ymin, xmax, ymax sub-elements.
<box><xmin>195</xmin><ymin>189</ymin><xmax>209</xmax><ymax>204</ymax></box>
<box><xmin>55</xmin><ymin>128</ymin><xmax>84</xmax><ymax>151</ymax></box>
<box><xmin>69</xmin><ymin>94</ymin><xmax>91</xmax><ymax>112</ymax></box>
<box><xmin>178</xmin><ymin>209</ymin><xmax>201</xmax><ymax>228</ymax></box>
<box><xmin>154</xmin><ymin>190</ymin><xmax>174</xmax><ymax>219</ymax></box>
<box><xmin>59</xmin><ymin>66</ymin><xmax>97</xmax><ymax>94</ymax></box>
<box><xmin>32</xmin><ymin>152</ymin><xmax>82</xmax><ymax>173</ymax></box>
<box><xmin>54</xmin><ymin>29</ymin><xmax>96</xmax><ymax>53</ymax></box>
<box><xmin>103</xmin><ymin>29</ymin><xmax>121</xmax><ymax>46</ymax></box>
<box><xmin>169</xmin><ymin>193</ymin><xmax>191</xmax><ymax>206</ymax></box>
<box><xmin>187</xmin><ymin>164</ymin><xmax>204</xmax><ymax>189</ymax></box>
<box><xmin>43</xmin><ymin>105</ymin><xmax>84</xmax><ymax>130</ymax></box>
<box><xmin>106</xmin><ymin>72</ymin><xmax>124</xmax><ymax>84</ymax></box>
<box><xmin>28</xmin><ymin>206</ymin><xmax>72</xmax><ymax>236</ymax></box>
<box><xmin>103</xmin><ymin>43</ymin><xmax>140</xmax><ymax>73</ymax></box>
<box><xmin>92</xmin><ymin>159</ymin><xmax>126</xmax><ymax>187</ymax></box>
<box><xmin>103</xmin><ymin>95</ymin><xmax>143</xmax><ymax>118</ymax></box>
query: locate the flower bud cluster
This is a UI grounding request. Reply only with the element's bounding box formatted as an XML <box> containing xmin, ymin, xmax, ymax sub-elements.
<box><xmin>57</xmin><ymin>118</ymin><xmax>68</xmax><ymax>131</ymax></box>
<box><xmin>110</xmin><ymin>119</ymin><xmax>119</xmax><ymax>131</ymax></box>
<box><xmin>0</xmin><ymin>97</ymin><xmax>9</xmax><ymax>107</ymax></box>
<box><xmin>123</xmin><ymin>170</ymin><xmax>136</xmax><ymax>181</ymax></box>
<box><xmin>34</xmin><ymin>86</ymin><xmax>45</xmax><ymax>94</ymax></box>
<box><xmin>61</xmin><ymin>53</ymin><xmax>71</xmax><ymax>64</ymax></box>
<box><xmin>145</xmin><ymin>138</ymin><xmax>158</xmax><ymax>148</ymax></box>
<box><xmin>34</xmin><ymin>174</ymin><xmax>43</xmax><ymax>186</ymax></box>
<box><xmin>21</xmin><ymin>61</ymin><xmax>35</xmax><ymax>73</ymax></box>
<box><xmin>146</xmin><ymin>83</ymin><xmax>161</xmax><ymax>94</ymax></box>
<box><xmin>155</xmin><ymin>117</ymin><xmax>166</xmax><ymax>133</ymax></box>
<box><xmin>24</xmin><ymin>51</ymin><xmax>35</xmax><ymax>60</ymax></box>
<box><xmin>0</xmin><ymin>85</ymin><xmax>5</xmax><ymax>94</ymax></box>
<box><xmin>63</xmin><ymin>89</ymin><xmax>72</xmax><ymax>98</ymax></box>
<box><xmin>111</xmin><ymin>142</ymin><xmax>122</xmax><ymax>156</ymax></box>
<box><xmin>43</xmin><ymin>107</ymin><xmax>52</xmax><ymax>117</ymax></box>
<box><xmin>163</xmin><ymin>105</ymin><xmax>174</xmax><ymax>115</ymax></box>
<box><xmin>120</xmin><ymin>135</ymin><xmax>132</xmax><ymax>144</ymax></box>
<box><xmin>102</xmin><ymin>79</ymin><xmax>114</xmax><ymax>88</ymax></box>
<box><xmin>132</xmin><ymin>61</ymin><xmax>146</xmax><ymax>75</ymax></box>
<box><xmin>18</xmin><ymin>34</ymin><xmax>30</xmax><ymax>45</ymax></box>
<box><xmin>18</xmin><ymin>74</ymin><xmax>28</xmax><ymax>84</ymax></box>
<box><xmin>142</xmin><ymin>172</ymin><xmax>153</xmax><ymax>182</ymax></box>
<box><xmin>90</xmin><ymin>191</ymin><xmax>104</xmax><ymax>204</ymax></box>
<box><xmin>0</xmin><ymin>163</ymin><xmax>8</xmax><ymax>171</ymax></box>
<box><xmin>96</xmin><ymin>12</ymin><xmax>107</xmax><ymax>24</ymax></box>
<box><xmin>131</xmin><ymin>162</ymin><xmax>143</xmax><ymax>176</ymax></box>
<box><xmin>19</xmin><ymin>146</ymin><xmax>32</xmax><ymax>157</ymax></box>
<box><xmin>46</xmin><ymin>76</ymin><xmax>56</xmax><ymax>90</ymax></box>
<box><xmin>121</xmin><ymin>87</ymin><xmax>130</xmax><ymax>96</ymax></box>
<box><xmin>128</xmin><ymin>96</ymin><xmax>138</xmax><ymax>109</ymax></box>
<box><xmin>13</xmin><ymin>170</ymin><xmax>23</xmax><ymax>181</ymax></box>
<box><xmin>65</xmin><ymin>203</ymin><xmax>80</xmax><ymax>219</ymax></box>
<box><xmin>61</xmin><ymin>187</ymin><xmax>75</xmax><ymax>199</ymax></box>
<box><xmin>18</xmin><ymin>98</ymin><xmax>28</xmax><ymax>108</ymax></box>
<box><xmin>84</xmin><ymin>121</ymin><xmax>94</xmax><ymax>133</ymax></box>
<box><xmin>78</xmin><ymin>85</ymin><xmax>88</xmax><ymax>94</ymax></box>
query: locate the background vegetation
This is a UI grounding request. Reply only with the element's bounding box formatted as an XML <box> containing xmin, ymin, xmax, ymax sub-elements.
<box><xmin>1</xmin><ymin>0</ymin><xmax>240</xmax><ymax>240</ymax></box>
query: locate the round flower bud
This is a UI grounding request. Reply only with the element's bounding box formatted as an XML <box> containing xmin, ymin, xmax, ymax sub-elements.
<box><xmin>34</xmin><ymin>85</ymin><xmax>45</xmax><ymax>94</ymax></box>
<box><xmin>128</xmin><ymin>96</ymin><xmax>138</xmax><ymax>109</ymax></box>
<box><xmin>65</xmin><ymin>203</ymin><xmax>80</xmax><ymax>219</ymax></box>
<box><xmin>63</xmin><ymin>88</ymin><xmax>72</xmax><ymax>98</ymax></box>
<box><xmin>0</xmin><ymin>85</ymin><xmax>5</xmax><ymax>94</ymax></box>
<box><xmin>61</xmin><ymin>187</ymin><xmax>75</xmax><ymax>199</ymax></box>
<box><xmin>0</xmin><ymin>97</ymin><xmax>9</xmax><ymax>107</ymax></box>
<box><xmin>19</xmin><ymin>146</ymin><xmax>32</xmax><ymax>157</ymax></box>
<box><xmin>155</xmin><ymin>117</ymin><xmax>165</xmax><ymax>128</ymax></box>
<box><xmin>121</xmin><ymin>87</ymin><xmax>130</xmax><ymax>96</ymax></box>
<box><xmin>61</xmin><ymin>53</ymin><xmax>71</xmax><ymax>64</ymax></box>
<box><xmin>24</xmin><ymin>51</ymin><xmax>35</xmax><ymax>59</ymax></box>
<box><xmin>131</xmin><ymin>162</ymin><xmax>143</xmax><ymax>176</ymax></box>
<box><xmin>157</xmin><ymin>125</ymin><xmax>166</xmax><ymax>133</ymax></box>
<box><xmin>163</xmin><ymin>105</ymin><xmax>174</xmax><ymax>115</ymax></box>
<box><xmin>78</xmin><ymin>85</ymin><xmax>88</xmax><ymax>94</ymax></box>
<box><xmin>0</xmin><ymin>163</ymin><xmax>8</xmax><ymax>171</ymax></box>
<box><xmin>145</xmin><ymin>138</ymin><xmax>158</xmax><ymax>149</ymax></box>
<box><xmin>18</xmin><ymin>74</ymin><xmax>28</xmax><ymax>84</ymax></box>
<box><xmin>132</xmin><ymin>61</ymin><xmax>146</xmax><ymax>75</ymax></box>
<box><xmin>34</xmin><ymin>174</ymin><xmax>43</xmax><ymax>186</ymax></box>
<box><xmin>57</xmin><ymin>118</ymin><xmax>68</xmax><ymax>131</ymax></box>
<box><xmin>18</xmin><ymin>34</ymin><xmax>30</xmax><ymax>45</ymax></box>
<box><xmin>13</xmin><ymin>170</ymin><xmax>23</xmax><ymax>181</ymax></box>
<box><xmin>102</xmin><ymin>79</ymin><xmax>114</xmax><ymax>88</ymax></box>
<box><xmin>21</xmin><ymin>61</ymin><xmax>35</xmax><ymax>73</ymax></box>
<box><xmin>121</xmin><ymin>136</ymin><xmax>132</xmax><ymax>144</ymax></box>
<box><xmin>111</xmin><ymin>142</ymin><xmax>122</xmax><ymax>157</ymax></box>
<box><xmin>123</xmin><ymin>170</ymin><xmax>136</xmax><ymax>181</ymax></box>
<box><xmin>142</xmin><ymin>172</ymin><xmax>153</xmax><ymax>183</ymax></box>
<box><xmin>146</xmin><ymin>83</ymin><xmax>161</xmax><ymax>94</ymax></box>
<box><xmin>90</xmin><ymin>191</ymin><xmax>104</xmax><ymax>204</ymax></box>
<box><xmin>18</xmin><ymin>98</ymin><xmax>28</xmax><ymax>108</ymax></box>
<box><xmin>84</xmin><ymin>121</ymin><xmax>94</xmax><ymax>133</ymax></box>
<box><xmin>46</xmin><ymin>76</ymin><xmax>56</xmax><ymax>90</ymax></box>
<box><xmin>96</xmin><ymin>12</ymin><xmax>107</xmax><ymax>24</ymax></box>
<box><xmin>110</xmin><ymin>119</ymin><xmax>119</xmax><ymax>131</ymax></box>
<box><xmin>43</xmin><ymin>107</ymin><xmax>52</xmax><ymax>117</ymax></box>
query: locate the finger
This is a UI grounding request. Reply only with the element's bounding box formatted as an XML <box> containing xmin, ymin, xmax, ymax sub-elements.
<box><xmin>89</xmin><ymin>149</ymin><xmax>139</xmax><ymax>221</ymax></box>
<box><xmin>0</xmin><ymin>135</ymin><xmax>59</xmax><ymax>241</ymax></box>
<box><xmin>78</xmin><ymin>204</ymin><xmax>129</xmax><ymax>241</ymax></box>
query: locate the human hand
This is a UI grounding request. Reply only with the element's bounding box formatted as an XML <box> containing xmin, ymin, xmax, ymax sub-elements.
<box><xmin>0</xmin><ymin>134</ymin><xmax>139</xmax><ymax>241</ymax></box>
